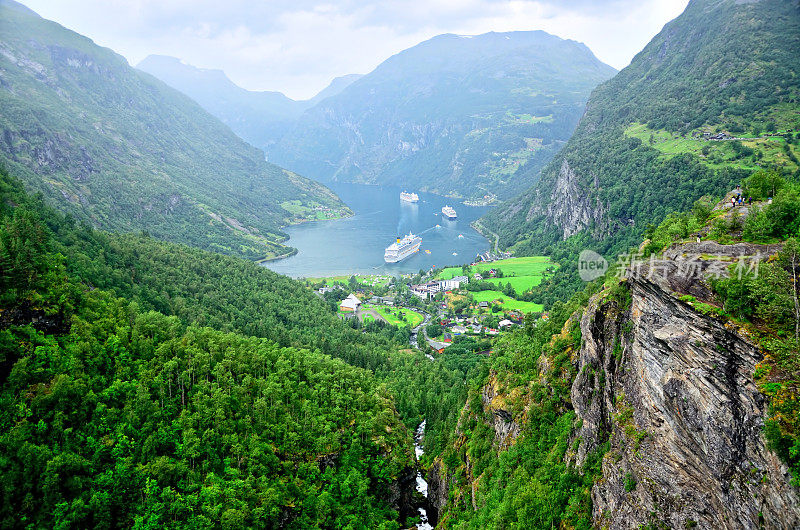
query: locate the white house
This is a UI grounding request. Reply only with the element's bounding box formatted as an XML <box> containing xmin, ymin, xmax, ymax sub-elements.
<box><xmin>339</xmin><ymin>294</ymin><xmax>362</xmax><ymax>312</ymax></box>
<box><xmin>410</xmin><ymin>281</ymin><xmax>442</xmax><ymax>299</ymax></box>
<box><xmin>410</xmin><ymin>286</ymin><xmax>430</xmax><ymax>300</ymax></box>
<box><xmin>439</xmin><ymin>275</ymin><xmax>469</xmax><ymax>290</ymax></box>
<box><xmin>499</xmin><ymin>319</ymin><xmax>513</xmax><ymax>328</ymax></box>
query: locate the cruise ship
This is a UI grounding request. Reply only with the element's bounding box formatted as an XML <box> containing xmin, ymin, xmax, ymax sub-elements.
<box><xmin>384</xmin><ymin>233</ymin><xmax>422</xmax><ymax>263</ymax></box>
<box><xmin>400</xmin><ymin>191</ymin><xmax>420</xmax><ymax>203</ymax></box>
<box><xmin>441</xmin><ymin>205</ymin><xmax>458</xmax><ymax>219</ymax></box>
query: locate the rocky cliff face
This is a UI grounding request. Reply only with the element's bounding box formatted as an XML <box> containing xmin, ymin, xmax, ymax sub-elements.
<box><xmin>571</xmin><ymin>243</ymin><xmax>800</xmax><ymax>529</ymax></box>
<box><xmin>527</xmin><ymin>159</ymin><xmax>611</xmax><ymax>240</ymax></box>
<box><xmin>430</xmin><ymin>241</ymin><xmax>799</xmax><ymax>528</ymax></box>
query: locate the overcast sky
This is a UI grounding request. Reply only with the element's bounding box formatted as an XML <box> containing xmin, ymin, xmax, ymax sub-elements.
<box><xmin>21</xmin><ymin>0</ymin><xmax>690</xmax><ymax>100</ymax></box>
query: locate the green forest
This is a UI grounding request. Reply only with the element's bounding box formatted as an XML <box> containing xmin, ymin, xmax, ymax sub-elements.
<box><xmin>1</xmin><ymin>0</ymin><xmax>800</xmax><ymax>527</ymax></box>
<box><xmin>0</xmin><ymin>164</ymin><xmax>488</xmax><ymax>527</ymax></box>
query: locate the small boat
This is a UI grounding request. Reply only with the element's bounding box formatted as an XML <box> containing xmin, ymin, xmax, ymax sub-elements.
<box><xmin>424</xmin><ymin>249</ymin><xmax>431</xmax><ymax>254</ymax></box>
<box><xmin>457</xmin><ymin>234</ymin><xmax>464</xmax><ymax>239</ymax></box>
<box><xmin>452</xmin><ymin>252</ymin><xmax>458</xmax><ymax>256</ymax></box>
<box><xmin>435</xmin><ymin>224</ymin><xmax>441</xmax><ymax>228</ymax></box>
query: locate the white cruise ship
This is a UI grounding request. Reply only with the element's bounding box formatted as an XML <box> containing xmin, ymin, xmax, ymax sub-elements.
<box><xmin>384</xmin><ymin>233</ymin><xmax>422</xmax><ymax>263</ymax></box>
<box><xmin>400</xmin><ymin>191</ymin><xmax>420</xmax><ymax>203</ymax></box>
<box><xmin>441</xmin><ymin>205</ymin><xmax>457</xmax><ymax>219</ymax></box>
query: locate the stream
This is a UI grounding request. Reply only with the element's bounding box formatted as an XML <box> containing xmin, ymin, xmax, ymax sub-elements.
<box><xmin>414</xmin><ymin>420</ymin><xmax>432</xmax><ymax>530</ymax></box>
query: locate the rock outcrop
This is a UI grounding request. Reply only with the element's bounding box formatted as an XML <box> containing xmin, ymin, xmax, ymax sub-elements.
<box><xmin>570</xmin><ymin>245</ymin><xmax>800</xmax><ymax>529</ymax></box>
<box><xmin>527</xmin><ymin>159</ymin><xmax>611</xmax><ymax>240</ymax></box>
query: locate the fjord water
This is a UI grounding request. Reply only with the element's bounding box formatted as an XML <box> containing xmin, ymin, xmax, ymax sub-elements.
<box><xmin>264</xmin><ymin>183</ymin><xmax>490</xmax><ymax>277</ymax></box>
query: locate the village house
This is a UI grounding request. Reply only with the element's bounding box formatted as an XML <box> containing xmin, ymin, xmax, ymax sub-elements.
<box><xmin>499</xmin><ymin>319</ymin><xmax>514</xmax><ymax>329</ymax></box>
<box><xmin>339</xmin><ymin>294</ymin><xmax>361</xmax><ymax>312</ymax></box>
<box><xmin>410</xmin><ymin>286</ymin><xmax>430</xmax><ymax>299</ymax></box>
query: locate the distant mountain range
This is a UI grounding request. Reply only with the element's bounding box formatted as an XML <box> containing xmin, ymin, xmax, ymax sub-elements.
<box><xmin>0</xmin><ymin>0</ymin><xmax>349</xmax><ymax>260</ymax></box>
<box><xmin>142</xmin><ymin>31</ymin><xmax>616</xmax><ymax>201</ymax></box>
<box><xmin>270</xmin><ymin>31</ymin><xmax>616</xmax><ymax>200</ymax></box>
<box><xmin>480</xmin><ymin>0</ymin><xmax>800</xmax><ymax>260</ymax></box>
<box><xmin>137</xmin><ymin>55</ymin><xmax>362</xmax><ymax>150</ymax></box>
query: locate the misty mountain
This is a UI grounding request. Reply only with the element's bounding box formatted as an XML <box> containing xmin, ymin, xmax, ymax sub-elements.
<box><xmin>268</xmin><ymin>31</ymin><xmax>616</xmax><ymax>201</ymax></box>
<box><xmin>137</xmin><ymin>55</ymin><xmax>362</xmax><ymax>149</ymax></box>
<box><xmin>0</xmin><ymin>0</ymin><xmax>349</xmax><ymax>260</ymax></box>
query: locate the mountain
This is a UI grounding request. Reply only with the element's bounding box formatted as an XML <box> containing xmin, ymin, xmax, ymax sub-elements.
<box><xmin>307</xmin><ymin>73</ymin><xmax>364</xmax><ymax>106</ymax></box>
<box><xmin>136</xmin><ymin>55</ymin><xmax>362</xmax><ymax>150</ymax></box>
<box><xmin>429</xmin><ymin>189</ymin><xmax>800</xmax><ymax>527</ymax></box>
<box><xmin>0</xmin><ymin>0</ymin><xmax>350</xmax><ymax>261</ymax></box>
<box><xmin>480</xmin><ymin>0</ymin><xmax>800</xmax><ymax>261</ymax></box>
<box><xmin>268</xmin><ymin>31</ymin><xmax>617</xmax><ymax>200</ymax></box>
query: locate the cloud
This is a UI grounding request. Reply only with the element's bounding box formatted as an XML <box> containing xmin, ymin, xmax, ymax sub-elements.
<box><xmin>19</xmin><ymin>0</ymin><xmax>689</xmax><ymax>99</ymax></box>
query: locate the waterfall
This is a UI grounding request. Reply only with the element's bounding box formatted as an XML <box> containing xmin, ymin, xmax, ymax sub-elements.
<box><xmin>414</xmin><ymin>420</ymin><xmax>432</xmax><ymax>530</ymax></box>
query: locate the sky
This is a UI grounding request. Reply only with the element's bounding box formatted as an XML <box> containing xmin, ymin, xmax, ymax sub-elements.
<box><xmin>20</xmin><ymin>0</ymin><xmax>690</xmax><ymax>100</ymax></box>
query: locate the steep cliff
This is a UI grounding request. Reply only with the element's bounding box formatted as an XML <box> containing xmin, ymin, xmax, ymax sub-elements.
<box><xmin>429</xmin><ymin>238</ymin><xmax>800</xmax><ymax>528</ymax></box>
<box><xmin>523</xmin><ymin>159</ymin><xmax>611</xmax><ymax>240</ymax></box>
<box><xmin>572</xmin><ymin>249</ymin><xmax>798</xmax><ymax>529</ymax></box>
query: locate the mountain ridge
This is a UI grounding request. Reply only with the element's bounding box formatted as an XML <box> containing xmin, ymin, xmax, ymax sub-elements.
<box><xmin>481</xmin><ymin>0</ymin><xmax>800</xmax><ymax>267</ymax></box>
<box><xmin>267</xmin><ymin>30</ymin><xmax>617</xmax><ymax>200</ymax></box>
<box><xmin>0</xmin><ymin>0</ymin><xmax>350</xmax><ymax>260</ymax></box>
<box><xmin>137</xmin><ymin>54</ymin><xmax>362</xmax><ymax>150</ymax></box>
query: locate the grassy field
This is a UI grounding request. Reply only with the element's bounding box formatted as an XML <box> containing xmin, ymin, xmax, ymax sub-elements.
<box><xmin>363</xmin><ymin>304</ymin><xmax>423</xmax><ymax>328</ymax></box>
<box><xmin>437</xmin><ymin>256</ymin><xmax>552</xmax><ymax>313</ymax></box>
<box><xmin>438</xmin><ymin>256</ymin><xmax>553</xmax><ymax>281</ymax></box>
<box><xmin>309</xmin><ymin>274</ymin><xmax>394</xmax><ymax>287</ymax></box>
<box><xmin>281</xmin><ymin>200</ymin><xmax>351</xmax><ymax>221</ymax></box>
<box><xmin>470</xmin><ymin>290</ymin><xmax>543</xmax><ymax>313</ymax></box>
<box><xmin>485</xmin><ymin>275</ymin><xmax>544</xmax><ymax>292</ymax></box>
<box><xmin>625</xmin><ymin>122</ymin><xmax>800</xmax><ymax>172</ymax></box>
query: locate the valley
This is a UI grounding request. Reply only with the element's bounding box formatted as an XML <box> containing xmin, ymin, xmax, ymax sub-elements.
<box><xmin>1</xmin><ymin>0</ymin><xmax>799</xmax><ymax>528</ymax></box>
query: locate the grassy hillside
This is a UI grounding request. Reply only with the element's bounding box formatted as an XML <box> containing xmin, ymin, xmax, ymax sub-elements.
<box><xmin>481</xmin><ymin>0</ymin><xmax>800</xmax><ymax>303</ymax></box>
<box><xmin>270</xmin><ymin>31</ymin><xmax>616</xmax><ymax>201</ymax></box>
<box><xmin>0</xmin><ymin>0</ymin><xmax>350</xmax><ymax>260</ymax></box>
